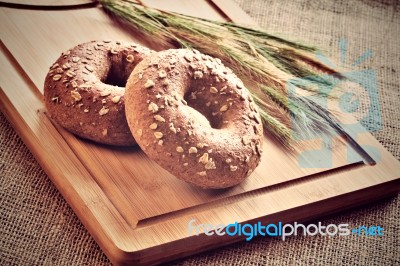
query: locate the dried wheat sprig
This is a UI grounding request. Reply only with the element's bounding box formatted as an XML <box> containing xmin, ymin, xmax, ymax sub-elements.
<box><xmin>100</xmin><ymin>0</ymin><xmax>344</xmax><ymax>148</ymax></box>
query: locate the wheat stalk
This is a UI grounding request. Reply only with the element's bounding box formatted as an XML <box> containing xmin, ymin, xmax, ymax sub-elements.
<box><xmin>100</xmin><ymin>0</ymin><xmax>344</xmax><ymax>148</ymax></box>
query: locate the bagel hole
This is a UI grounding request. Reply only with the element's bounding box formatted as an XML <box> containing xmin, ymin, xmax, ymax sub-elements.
<box><xmin>104</xmin><ymin>70</ymin><xmax>128</xmax><ymax>87</ymax></box>
<box><xmin>184</xmin><ymin>92</ymin><xmax>223</xmax><ymax>129</ymax></box>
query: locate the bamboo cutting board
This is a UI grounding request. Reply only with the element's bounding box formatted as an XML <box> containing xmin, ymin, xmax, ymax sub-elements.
<box><xmin>1</xmin><ymin>1</ymin><xmax>399</xmax><ymax>265</ymax></box>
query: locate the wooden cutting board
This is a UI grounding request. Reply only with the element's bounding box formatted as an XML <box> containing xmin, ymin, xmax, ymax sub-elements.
<box><xmin>1</xmin><ymin>1</ymin><xmax>399</xmax><ymax>265</ymax></box>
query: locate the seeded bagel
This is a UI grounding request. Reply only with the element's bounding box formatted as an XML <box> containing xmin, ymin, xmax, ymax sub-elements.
<box><xmin>125</xmin><ymin>49</ymin><xmax>263</xmax><ymax>189</ymax></box>
<box><xmin>44</xmin><ymin>40</ymin><xmax>152</xmax><ymax>146</ymax></box>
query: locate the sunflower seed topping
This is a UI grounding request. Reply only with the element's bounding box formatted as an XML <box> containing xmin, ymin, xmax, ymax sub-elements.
<box><xmin>144</xmin><ymin>79</ymin><xmax>155</xmax><ymax>89</ymax></box>
<box><xmin>71</xmin><ymin>91</ymin><xmax>81</xmax><ymax>102</ymax></box>
<box><xmin>230</xmin><ymin>165</ymin><xmax>238</xmax><ymax>171</ymax></box>
<box><xmin>154</xmin><ymin>115</ymin><xmax>165</xmax><ymax>122</ymax></box>
<box><xmin>111</xmin><ymin>95</ymin><xmax>121</xmax><ymax>103</ymax></box>
<box><xmin>126</xmin><ymin>54</ymin><xmax>134</xmax><ymax>63</ymax></box>
<box><xmin>188</xmin><ymin>147</ymin><xmax>198</xmax><ymax>154</ymax></box>
<box><xmin>148</xmin><ymin>102</ymin><xmax>159</xmax><ymax>113</ymax></box>
<box><xmin>158</xmin><ymin>70</ymin><xmax>167</xmax><ymax>78</ymax></box>
<box><xmin>149</xmin><ymin>123</ymin><xmax>158</xmax><ymax>130</ymax></box>
<box><xmin>154</xmin><ymin>132</ymin><xmax>163</xmax><ymax>139</ymax></box>
<box><xmin>99</xmin><ymin>106</ymin><xmax>109</xmax><ymax>116</ymax></box>
<box><xmin>85</xmin><ymin>65</ymin><xmax>94</xmax><ymax>72</ymax></box>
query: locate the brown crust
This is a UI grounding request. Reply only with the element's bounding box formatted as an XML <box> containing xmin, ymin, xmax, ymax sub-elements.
<box><xmin>125</xmin><ymin>49</ymin><xmax>263</xmax><ymax>189</ymax></box>
<box><xmin>44</xmin><ymin>40</ymin><xmax>152</xmax><ymax>146</ymax></box>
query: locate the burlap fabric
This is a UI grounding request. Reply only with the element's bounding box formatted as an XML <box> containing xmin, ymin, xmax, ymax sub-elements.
<box><xmin>1</xmin><ymin>0</ymin><xmax>399</xmax><ymax>265</ymax></box>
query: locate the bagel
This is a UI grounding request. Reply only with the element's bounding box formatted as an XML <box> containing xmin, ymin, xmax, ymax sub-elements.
<box><xmin>44</xmin><ymin>40</ymin><xmax>152</xmax><ymax>146</ymax></box>
<box><xmin>125</xmin><ymin>49</ymin><xmax>263</xmax><ymax>189</ymax></box>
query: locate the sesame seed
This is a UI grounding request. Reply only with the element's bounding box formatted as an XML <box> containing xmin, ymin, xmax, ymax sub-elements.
<box><xmin>210</xmin><ymin>87</ymin><xmax>218</xmax><ymax>94</ymax></box>
<box><xmin>102</xmin><ymin>129</ymin><xmax>108</xmax><ymax>136</ymax></box>
<box><xmin>66</xmin><ymin>71</ymin><xmax>76</xmax><ymax>78</ymax></box>
<box><xmin>84</xmin><ymin>108</ymin><xmax>89</xmax><ymax>113</ymax></box>
<box><xmin>149</xmin><ymin>123</ymin><xmax>158</xmax><ymax>130</ymax></box>
<box><xmin>225</xmin><ymin>158</ymin><xmax>232</xmax><ymax>164</ymax></box>
<box><xmin>183</xmin><ymin>163</ymin><xmax>188</xmax><ymax>166</ymax></box>
<box><xmin>220</xmin><ymin>104</ymin><xmax>229</xmax><ymax>112</ymax></box>
<box><xmin>158</xmin><ymin>140</ymin><xmax>164</xmax><ymax>146</ymax></box>
<box><xmin>197</xmin><ymin>171</ymin><xmax>207</xmax><ymax>176</ymax></box>
<box><xmin>52</xmin><ymin>74</ymin><xmax>62</xmax><ymax>81</ymax></box>
<box><xmin>176</xmin><ymin>146</ymin><xmax>184</xmax><ymax>153</ymax></box>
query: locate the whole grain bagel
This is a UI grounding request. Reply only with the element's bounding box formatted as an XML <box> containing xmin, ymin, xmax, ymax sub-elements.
<box><xmin>125</xmin><ymin>49</ymin><xmax>263</xmax><ymax>189</ymax></box>
<box><xmin>44</xmin><ymin>40</ymin><xmax>152</xmax><ymax>146</ymax></box>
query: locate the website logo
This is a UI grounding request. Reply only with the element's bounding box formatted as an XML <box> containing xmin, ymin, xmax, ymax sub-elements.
<box><xmin>188</xmin><ymin>219</ymin><xmax>384</xmax><ymax>241</ymax></box>
<box><xmin>287</xmin><ymin>38</ymin><xmax>382</xmax><ymax>168</ymax></box>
